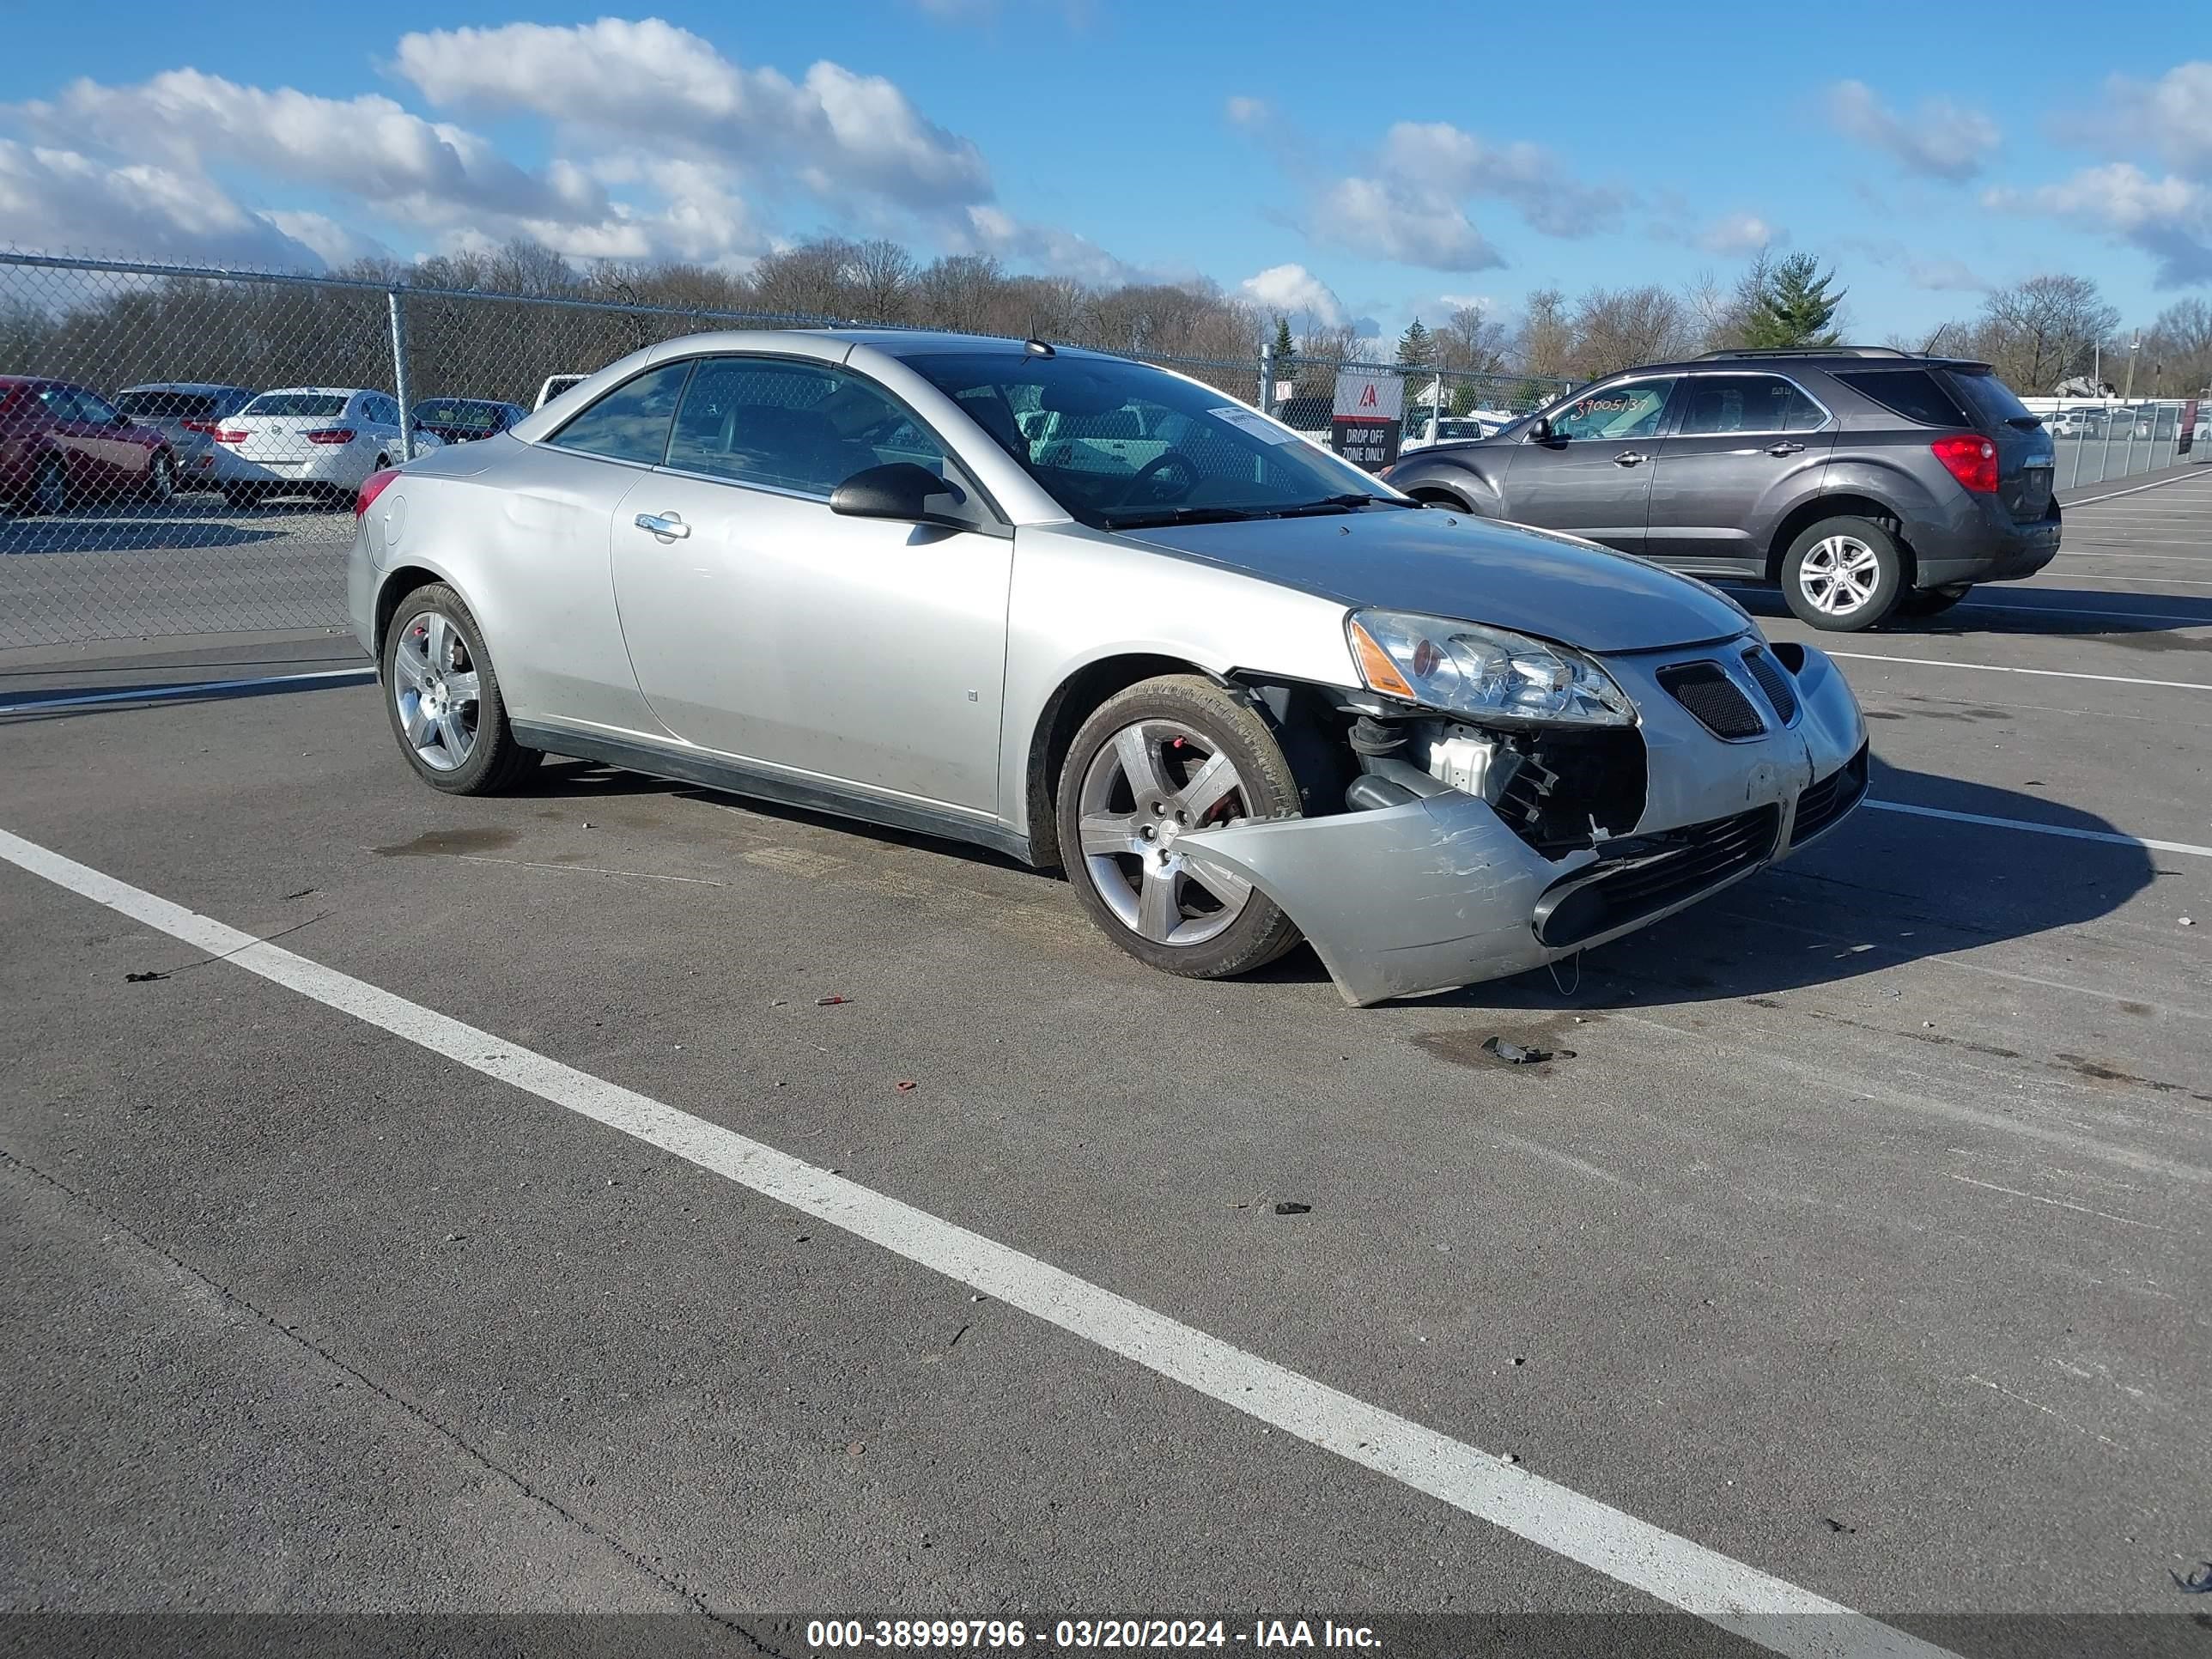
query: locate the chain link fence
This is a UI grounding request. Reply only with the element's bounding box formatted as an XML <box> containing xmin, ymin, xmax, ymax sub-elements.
<box><xmin>7</xmin><ymin>249</ymin><xmax>2202</xmax><ymax>651</ymax></box>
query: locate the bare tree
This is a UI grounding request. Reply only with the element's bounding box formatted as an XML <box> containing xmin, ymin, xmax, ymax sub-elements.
<box><xmin>1437</xmin><ymin>303</ymin><xmax>1507</xmax><ymax>374</ymax></box>
<box><xmin>1515</xmin><ymin>289</ymin><xmax>1572</xmax><ymax>379</ymax></box>
<box><xmin>843</xmin><ymin>239</ymin><xmax>916</xmax><ymax>325</ymax></box>
<box><xmin>1945</xmin><ymin>275</ymin><xmax>2121</xmax><ymax>392</ymax></box>
<box><xmin>2140</xmin><ymin>296</ymin><xmax>2212</xmax><ymax>395</ymax></box>
<box><xmin>1565</xmin><ymin>285</ymin><xmax>1693</xmax><ymax>379</ymax></box>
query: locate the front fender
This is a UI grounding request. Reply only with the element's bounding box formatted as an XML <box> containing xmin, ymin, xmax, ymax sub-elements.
<box><xmin>1388</xmin><ymin>453</ymin><xmax>1506</xmax><ymax>514</ymax></box>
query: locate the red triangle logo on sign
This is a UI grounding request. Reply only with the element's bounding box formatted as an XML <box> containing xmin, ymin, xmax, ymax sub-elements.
<box><xmin>1358</xmin><ymin>383</ymin><xmax>1378</xmax><ymax>408</ymax></box>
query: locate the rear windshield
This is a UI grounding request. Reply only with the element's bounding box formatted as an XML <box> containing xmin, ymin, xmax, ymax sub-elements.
<box><xmin>1943</xmin><ymin>368</ymin><xmax>2039</xmax><ymax>429</ymax></box>
<box><xmin>118</xmin><ymin>389</ymin><xmax>219</xmax><ymax>419</ymax></box>
<box><xmin>243</xmin><ymin>392</ymin><xmax>346</xmax><ymax>418</ymax></box>
<box><xmin>416</xmin><ymin>400</ymin><xmax>501</xmax><ymax>429</ymax></box>
<box><xmin>1832</xmin><ymin>368</ymin><xmax>1966</xmax><ymax>428</ymax></box>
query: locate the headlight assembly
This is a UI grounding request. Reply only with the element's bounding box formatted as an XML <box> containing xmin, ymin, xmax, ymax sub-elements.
<box><xmin>1347</xmin><ymin>609</ymin><xmax>1635</xmax><ymax>727</ymax></box>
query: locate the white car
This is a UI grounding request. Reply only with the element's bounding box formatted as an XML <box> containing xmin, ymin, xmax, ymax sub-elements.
<box><xmin>1401</xmin><ymin>416</ymin><xmax>1489</xmax><ymax>453</ymax></box>
<box><xmin>204</xmin><ymin>387</ymin><xmax>440</xmax><ymax>507</ymax></box>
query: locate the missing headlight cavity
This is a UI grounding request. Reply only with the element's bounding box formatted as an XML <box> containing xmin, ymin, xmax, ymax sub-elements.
<box><xmin>1346</xmin><ymin>714</ymin><xmax>1647</xmax><ymax>855</ymax></box>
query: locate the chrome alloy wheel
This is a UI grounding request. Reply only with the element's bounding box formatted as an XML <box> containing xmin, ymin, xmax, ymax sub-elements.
<box><xmin>392</xmin><ymin>609</ymin><xmax>481</xmax><ymax>772</ymax></box>
<box><xmin>1800</xmin><ymin>534</ymin><xmax>1881</xmax><ymax>617</ymax></box>
<box><xmin>1075</xmin><ymin>720</ymin><xmax>1257</xmax><ymax>946</ymax></box>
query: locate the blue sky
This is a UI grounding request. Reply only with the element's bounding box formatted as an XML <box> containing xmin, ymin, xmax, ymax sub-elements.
<box><xmin>3</xmin><ymin>0</ymin><xmax>2208</xmax><ymax>343</ymax></box>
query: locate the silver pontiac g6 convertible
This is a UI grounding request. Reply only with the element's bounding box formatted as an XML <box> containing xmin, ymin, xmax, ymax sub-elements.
<box><xmin>350</xmin><ymin>331</ymin><xmax>1868</xmax><ymax>1005</ymax></box>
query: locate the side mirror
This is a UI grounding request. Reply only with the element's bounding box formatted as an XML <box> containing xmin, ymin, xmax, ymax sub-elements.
<box><xmin>830</xmin><ymin>461</ymin><xmax>972</xmax><ymax>530</ymax></box>
<box><xmin>1527</xmin><ymin>416</ymin><xmax>1554</xmax><ymax>442</ymax></box>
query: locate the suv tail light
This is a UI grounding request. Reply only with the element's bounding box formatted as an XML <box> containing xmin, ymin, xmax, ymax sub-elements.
<box><xmin>356</xmin><ymin>467</ymin><xmax>400</xmax><ymax>518</ymax></box>
<box><xmin>1930</xmin><ymin>434</ymin><xmax>1998</xmax><ymax>493</ymax></box>
<box><xmin>179</xmin><ymin>417</ymin><xmax>220</xmax><ymax>435</ymax></box>
<box><xmin>305</xmin><ymin>427</ymin><xmax>357</xmax><ymax>446</ymax></box>
<box><xmin>214</xmin><ymin>428</ymin><xmax>248</xmax><ymax>444</ymax></box>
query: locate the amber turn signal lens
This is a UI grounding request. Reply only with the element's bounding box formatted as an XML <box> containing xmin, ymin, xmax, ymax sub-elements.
<box><xmin>1349</xmin><ymin>620</ymin><xmax>1416</xmax><ymax>701</ymax></box>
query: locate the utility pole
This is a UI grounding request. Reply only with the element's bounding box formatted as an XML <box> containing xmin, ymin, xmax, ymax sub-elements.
<box><xmin>2122</xmin><ymin>332</ymin><xmax>2142</xmax><ymax>402</ymax></box>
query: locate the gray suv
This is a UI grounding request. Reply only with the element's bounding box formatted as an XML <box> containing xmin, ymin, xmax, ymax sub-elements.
<box><xmin>1382</xmin><ymin>348</ymin><xmax>2061</xmax><ymax>630</ymax></box>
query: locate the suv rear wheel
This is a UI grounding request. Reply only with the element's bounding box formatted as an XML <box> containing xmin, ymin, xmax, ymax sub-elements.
<box><xmin>1782</xmin><ymin>516</ymin><xmax>1905</xmax><ymax>631</ymax></box>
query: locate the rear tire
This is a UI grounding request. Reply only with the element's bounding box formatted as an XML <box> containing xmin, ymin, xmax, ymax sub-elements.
<box><xmin>381</xmin><ymin>581</ymin><xmax>538</xmax><ymax>795</ymax></box>
<box><xmin>1054</xmin><ymin>675</ymin><xmax>1304</xmax><ymax>980</ymax></box>
<box><xmin>144</xmin><ymin>451</ymin><xmax>176</xmax><ymax>504</ymax></box>
<box><xmin>1781</xmin><ymin>515</ymin><xmax>1905</xmax><ymax>632</ymax></box>
<box><xmin>1898</xmin><ymin>583</ymin><xmax>1971</xmax><ymax>618</ymax></box>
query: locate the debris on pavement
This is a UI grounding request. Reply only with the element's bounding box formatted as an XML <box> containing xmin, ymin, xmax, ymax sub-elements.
<box><xmin>1499</xmin><ymin>1452</ymin><xmax>1519</xmax><ymax>1465</ymax></box>
<box><xmin>1481</xmin><ymin>1036</ymin><xmax>1572</xmax><ymax>1065</ymax></box>
<box><xmin>2173</xmin><ymin>1561</ymin><xmax>2212</xmax><ymax>1594</ymax></box>
<box><xmin>816</xmin><ymin>994</ymin><xmax>851</xmax><ymax>1006</ymax></box>
<box><xmin>123</xmin><ymin>970</ymin><xmax>167</xmax><ymax>983</ymax></box>
<box><xmin>2181</xmin><ymin>917</ymin><xmax>2196</xmax><ymax>928</ymax></box>
<box><xmin>896</xmin><ymin>1079</ymin><xmax>917</xmax><ymax>1092</ymax></box>
<box><xmin>1823</xmin><ymin>1517</ymin><xmax>1857</xmax><ymax>1534</ymax></box>
<box><xmin>1273</xmin><ymin>1201</ymin><xmax>1312</xmax><ymax>1215</ymax></box>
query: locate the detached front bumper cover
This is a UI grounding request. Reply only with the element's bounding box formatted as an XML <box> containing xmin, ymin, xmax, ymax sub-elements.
<box><xmin>1179</xmin><ymin>639</ymin><xmax>1869</xmax><ymax>1006</ymax></box>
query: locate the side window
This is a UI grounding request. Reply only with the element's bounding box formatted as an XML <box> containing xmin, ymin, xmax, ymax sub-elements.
<box><xmin>1676</xmin><ymin>375</ymin><xmax>1827</xmax><ymax>435</ymax></box>
<box><xmin>549</xmin><ymin>360</ymin><xmax>694</xmax><ymax>465</ymax></box>
<box><xmin>40</xmin><ymin>386</ymin><xmax>88</xmax><ymax>423</ymax></box>
<box><xmin>1549</xmin><ymin>378</ymin><xmax>1676</xmax><ymax>441</ymax></box>
<box><xmin>363</xmin><ymin>397</ymin><xmax>389</xmax><ymax>427</ymax></box>
<box><xmin>76</xmin><ymin>389</ymin><xmax>122</xmax><ymax>424</ymax></box>
<box><xmin>665</xmin><ymin>356</ymin><xmax>957</xmax><ymax>498</ymax></box>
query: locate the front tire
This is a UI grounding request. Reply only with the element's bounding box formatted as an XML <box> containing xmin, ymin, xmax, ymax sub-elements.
<box><xmin>1782</xmin><ymin>515</ymin><xmax>1905</xmax><ymax>632</ymax></box>
<box><xmin>1054</xmin><ymin>675</ymin><xmax>1303</xmax><ymax>980</ymax></box>
<box><xmin>144</xmin><ymin>451</ymin><xmax>176</xmax><ymax>504</ymax></box>
<box><xmin>381</xmin><ymin>582</ymin><xmax>538</xmax><ymax>794</ymax></box>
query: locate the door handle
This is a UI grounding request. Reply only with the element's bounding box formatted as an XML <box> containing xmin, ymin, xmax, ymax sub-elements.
<box><xmin>1613</xmin><ymin>451</ymin><xmax>1646</xmax><ymax>467</ymax></box>
<box><xmin>634</xmin><ymin>510</ymin><xmax>690</xmax><ymax>540</ymax></box>
<box><xmin>1766</xmin><ymin>441</ymin><xmax>1805</xmax><ymax>456</ymax></box>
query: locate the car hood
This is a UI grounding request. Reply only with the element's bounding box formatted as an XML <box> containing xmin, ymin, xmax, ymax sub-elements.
<box><xmin>1120</xmin><ymin>507</ymin><xmax>1748</xmax><ymax>654</ymax></box>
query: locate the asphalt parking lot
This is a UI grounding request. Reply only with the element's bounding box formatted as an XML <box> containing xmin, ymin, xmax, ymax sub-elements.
<box><xmin>3</xmin><ymin>470</ymin><xmax>2209</xmax><ymax>1656</ymax></box>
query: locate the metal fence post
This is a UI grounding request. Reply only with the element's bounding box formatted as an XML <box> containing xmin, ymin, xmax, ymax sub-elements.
<box><xmin>1258</xmin><ymin>340</ymin><xmax>1273</xmax><ymax>411</ymax></box>
<box><xmin>2121</xmin><ymin>408</ymin><xmax>2138</xmax><ymax>480</ymax></box>
<box><xmin>387</xmin><ymin>285</ymin><xmax>415</xmax><ymax>462</ymax></box>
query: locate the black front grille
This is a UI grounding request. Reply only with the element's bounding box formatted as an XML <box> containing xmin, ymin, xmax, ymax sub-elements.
<box><xmin>1791</xmin><ymin>743</ymin><xmax>1870</xmax><ymax>847</ymax></box>
<box><xmin>1656</xmin><ymin>660</ymin><xmax>1765</xmax><ymax>740</ymax></box>
<box><xmin>1741</xmin><ymin>646</ymin><xmax>1799</xmax><ymax>725</ymax></box>
<box><xmin>1533</xmin><ymin>803</ymin><xmax>1783</xmax><ymax>948</ymax></box>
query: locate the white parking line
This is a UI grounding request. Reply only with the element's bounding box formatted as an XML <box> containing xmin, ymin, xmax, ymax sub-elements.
<box><xmin>1866</xmin><ymin>800</ymin><xmax>2212</xmax><ymax>860</ymax></box>
<box><xmin>0</xmin><ymin>825</ymin><xmax>1955</xmax><ymax>1659</ymax></box>
<box><xmin>1827</xmin><ymin>651</ymin><xmax>2212</xmax><ymax>690</ymax></box>
<box><xmin>0</xmin><ymin>666</ymin><xmax>374</xmax><ymax>714</ymax></box>
<box><xmin>2063</xmin><ymin>474</ymin><xmax>2212</xmax><ymax>506</ymax></box>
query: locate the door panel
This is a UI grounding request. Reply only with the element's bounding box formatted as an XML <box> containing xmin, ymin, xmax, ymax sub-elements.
<box><xmin>1499</xmin><ymin>376</ymin><xmax>1676</xmax><ymax>553</ymax></box>
<box><xmin>1643</xmin><ymin>375</ymin><xmax>1837</xmax><ymax>568</ymax></box>
<box><xmin>611</xmin><ymin>471</ymin><xmax>1010</xmax><ymax>811</ymax></box>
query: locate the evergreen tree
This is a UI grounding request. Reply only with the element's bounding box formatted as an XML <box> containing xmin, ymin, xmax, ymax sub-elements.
<box><xmin>1395</xmin><ymin>317</ymin><xmax>1436</xmax><ymax>368</ymax></box>
<box><xmin>1744</xmin><ymin>253</ymin><xmax>1845</xmax><ymax>348</ymax></box>
<box><xmin>1273</xmin><ymin>314</ymin><xmax>1296</xmax><ymax>363</ymax></box>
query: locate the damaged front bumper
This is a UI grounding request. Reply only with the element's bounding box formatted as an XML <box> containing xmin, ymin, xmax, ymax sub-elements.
<box><xmin>1179</xmin><ymin>637</ymin><xmax>1869</xmax><ymax>1006</ymax></box>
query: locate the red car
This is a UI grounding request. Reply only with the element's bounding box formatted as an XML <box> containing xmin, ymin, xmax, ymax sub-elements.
<box><xmin>0</xmin><ymin>376</ymin><xmax>179</xmax><ymax>514</ymax></box>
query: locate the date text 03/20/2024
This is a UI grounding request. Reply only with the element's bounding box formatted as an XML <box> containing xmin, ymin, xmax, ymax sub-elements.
<box><xmin>804</xmin><ymin>1620</ymin><xmax>1382</xmax><ymax>1650</ymax></box>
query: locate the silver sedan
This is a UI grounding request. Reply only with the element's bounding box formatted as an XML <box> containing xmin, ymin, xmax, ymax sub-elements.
<box><xmin>349</xmin><ymin>331</ymin><xmax>1867</xmax><ymax>1005</ymax></box>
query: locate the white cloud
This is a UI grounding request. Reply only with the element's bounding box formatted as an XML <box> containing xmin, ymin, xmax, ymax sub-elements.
<box><xmin>392</xmin><ymin>19</ymin><xmax>993</xmax><ymax>209</ymax></box>
<box><xmin>258</xmin><ymin>210</ymin><xmax>390</xmax><ymax>268</ymax></box>
<box><xmin>0</xmin><ymin>139</ymin><xmax>328</xmax><ymax>268</ymax></box>
<box><xmin>963</xmin><ymin>204</ymin><xmax>1141</xmax><ymax>286</ymax></box>
<box><xmin>2091</xmin><ymin>61</ymin><xmax>2212</xmax><ymax>179</ymax></box>
<box><xmin>1827</xmin><ymin>80</ymin><xmax>2000</xmax><ymax>181</ymax></box>
<box><xmin>1224</xmin><ymin>95</ymin><xmax>1269</xmax><ymax>128</ymax></box>
<box><xmin>1695</xmin><ymin>212</ymin><xmax>1781</xmax><ymax>256</ymax></box>
<box><xmin>1375</xmin><ymin>123</ymin><xmax>1625</xmax><ymax>240</ymax></box>
<box><xmin>1988</xmin><ymin>161</ymin><xmax>2212</xmax><ymax>284</ymax></box>
<box><xmin>27</xmin><ymin>70</ymin><xmax>605</xmax><ymax>228</ymax></box>
<box><xmin>1906</xmin><ymin>258</ymin><xmax>1990</xmax><ymax>293</ymax></box>
<box><xmin>1237</xmin><ymin>263</ymin><xmax>1348</xmax><ymax>328</ymax></box>
<box><xmin>1310</xmin><ymin>176</ymin><xmax>1501</xmax><ymax>271</ymax></box>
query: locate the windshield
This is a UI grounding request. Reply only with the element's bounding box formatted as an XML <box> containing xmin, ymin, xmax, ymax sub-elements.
<box><xmin>244</xmin><ymin>392</ymin><xmax>347</xmax><ymax>418</ymax></box>
<box><xmin>416</xmin><ymin>400</ymin><xmax>501</xmax><ymax>429</ymax></box>
<box><xmin>903</xmin><ymin>351</ymin><xmax>1402</xmax><ymax>527</ymax></box>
